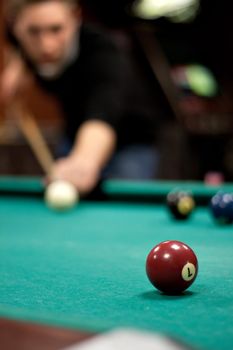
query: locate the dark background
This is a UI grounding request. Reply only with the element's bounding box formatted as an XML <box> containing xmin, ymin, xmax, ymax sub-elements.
<box><xmin>81</xmin><ymin>0</ymin><xmax>233</xmax><ymax>83</ymax></box>
<box><xmin>1</xmin><ymin>0</ymin><xmax>233</xmax><ymax>180</ymax></box>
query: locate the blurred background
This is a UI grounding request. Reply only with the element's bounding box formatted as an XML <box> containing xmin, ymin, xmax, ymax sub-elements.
<box><xmin>0</xmin><ymin>0</ymin><xmax>233</xmax><ymax>181</ymax></box>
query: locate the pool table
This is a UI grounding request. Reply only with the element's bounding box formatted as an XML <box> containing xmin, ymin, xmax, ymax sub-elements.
<box><xmin>0</xmin><ymin>176</ymin><xmax>233</xmax><ymax>350</ymax></box>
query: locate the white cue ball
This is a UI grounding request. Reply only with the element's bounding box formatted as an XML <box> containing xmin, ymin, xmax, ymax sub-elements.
<box><xmin>45</xmin><ymin>180</ymin><xmax>79</xmax><ymax>211</ymax></box>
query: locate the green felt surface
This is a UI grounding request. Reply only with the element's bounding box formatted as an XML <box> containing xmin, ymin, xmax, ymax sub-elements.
<box><xmin>1</xmin><ymin>176</ymin><xmax>233</xmax><ymax>198</ymax></box>
<box><xmin>103</xmin><ymin>179</ymin><xmax>233</xmax><ymax>198</ymax></box>
<box><xmin>0</xmin><ymin>176</ymin><xmax>44</xmax><ymax>193</ymax></box>
<box><xmin>0</xmin><ymin>178</ymin><xmax>233</xmax><ymax>350</ymax></box>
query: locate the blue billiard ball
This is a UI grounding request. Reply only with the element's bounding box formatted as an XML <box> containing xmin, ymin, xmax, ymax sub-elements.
<box><xmin>210</xmin><ymin>192</ymin><xmax>233</xmax><ymax>224</ymax></box>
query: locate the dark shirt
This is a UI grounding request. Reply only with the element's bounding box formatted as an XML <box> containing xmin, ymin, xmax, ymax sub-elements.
<box><xmin>19</xmin><ymin>24</ymin><xmax>169</xmax><ymax>148</ymax></box>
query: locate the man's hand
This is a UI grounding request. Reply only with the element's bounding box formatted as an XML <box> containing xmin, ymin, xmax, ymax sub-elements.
<box><xmin>49</xmin><ymin>154</ymin><xmax>101</xmax><ymax>195</ymax></box>
<box><xmin>48</xmin><ymin>120</ymin><xmax>116</xmax><ymax>195</ymax></box>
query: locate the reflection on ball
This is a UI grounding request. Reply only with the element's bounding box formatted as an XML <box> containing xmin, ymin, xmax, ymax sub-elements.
<box><xmin>45</xmin><ymin>180</ymin><xmax>78</xmax><ymax>211</ymax></box>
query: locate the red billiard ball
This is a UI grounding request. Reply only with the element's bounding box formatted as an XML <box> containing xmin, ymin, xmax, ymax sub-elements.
<box><xmin>146</xmin><ymin>240</ymin><xmax>198</xmax><ymax>294</ymax></box>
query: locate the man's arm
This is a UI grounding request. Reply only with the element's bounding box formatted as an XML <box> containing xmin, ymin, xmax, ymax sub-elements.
<box><xmin>0</xmin><ymin>49</ymin><xmax>27</xmax><ymax>104</ymax></box>
<box><xmin>50</xmin><ymin>119</ymin><xmax>117</xmax><ymax>195</ymax></box>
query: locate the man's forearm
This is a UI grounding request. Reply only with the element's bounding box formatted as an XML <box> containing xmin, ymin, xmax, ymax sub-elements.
<box><xmin>70</xmin><ymin>119</ymin><xmax>117</xmax><ymax>170</ymax></box>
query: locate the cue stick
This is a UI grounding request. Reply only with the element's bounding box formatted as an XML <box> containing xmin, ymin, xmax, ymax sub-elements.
<box><xmin>15</xmin><ymin>103</ymin><xmax>54</xmax><ymax>175</ymax></box>
<box><xmin>0</xmin><ymin>2</ymin><xmax>53</xmax><ymax>175</ymax></box>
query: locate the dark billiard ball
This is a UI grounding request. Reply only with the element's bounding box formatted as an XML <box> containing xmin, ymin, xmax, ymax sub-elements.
<box><xmin>146</xmin><ymin>240</ymin><xmax>198</xmax><ymax>294</ymax></box>
<box><xmin>166</xmin><ymin>190</ymin><xmax>195</xmax><ymax>220</ymax></box>
<box><xmin>210</xmin><ymin>192</ymin><xmax>233</xmax><ymax>224</ymax></box>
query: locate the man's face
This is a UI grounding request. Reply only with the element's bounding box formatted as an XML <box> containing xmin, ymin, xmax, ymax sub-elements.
<box><xmin>13</xmin><ymin>1</ymin><xmax>80</xmax><ymax>75</ymax></box>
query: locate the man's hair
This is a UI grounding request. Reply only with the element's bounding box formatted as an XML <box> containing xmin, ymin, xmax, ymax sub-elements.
<box><xmin>6</xmin><ymin>0</ymin><xmax>79</xmax><ymax>21</ymax></box>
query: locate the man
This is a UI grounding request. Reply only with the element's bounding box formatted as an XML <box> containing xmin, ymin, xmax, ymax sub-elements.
<box><xmin>1</xmin><ymin>0</ymin><xmax>162</xmax><ymax>195</ymax></box>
